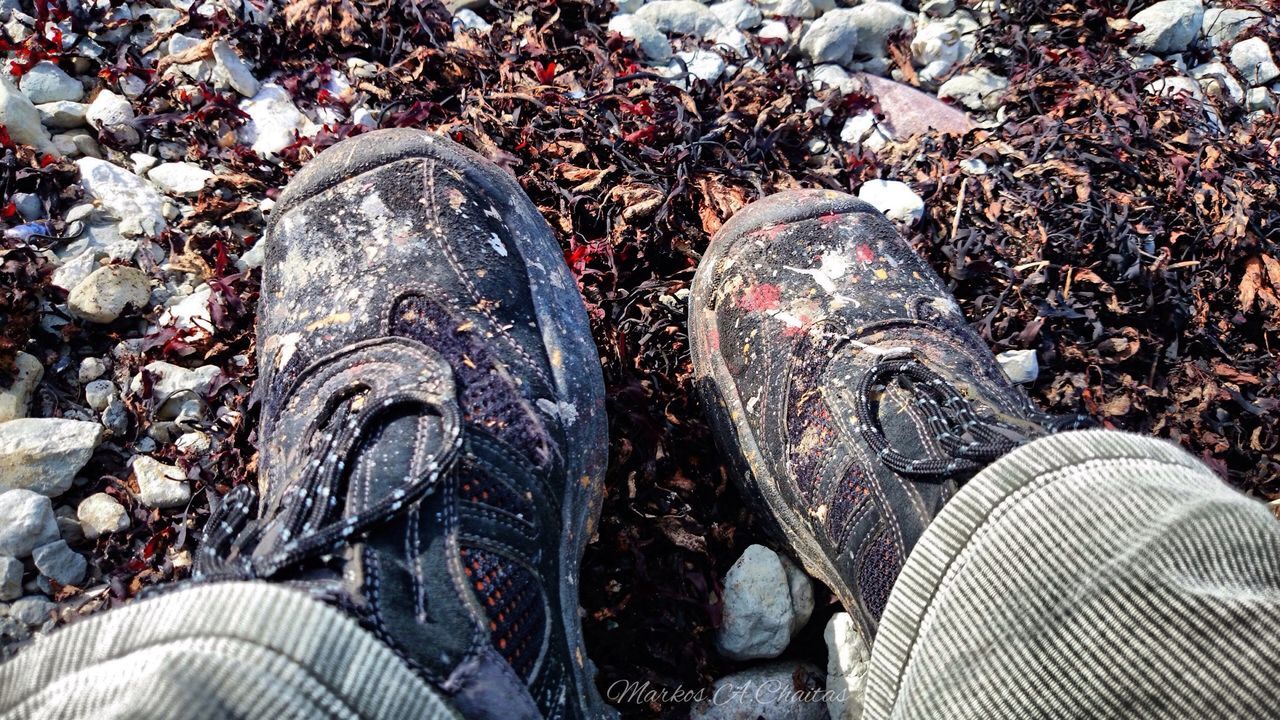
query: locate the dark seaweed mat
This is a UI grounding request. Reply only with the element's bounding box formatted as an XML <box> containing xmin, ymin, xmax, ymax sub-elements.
<box><xmin>0</xmin><ymin>0</ymin><xmax>1276</xmax><ymax>716</ymax></box>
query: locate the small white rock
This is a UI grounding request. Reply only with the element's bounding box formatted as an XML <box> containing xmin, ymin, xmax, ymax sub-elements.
<box><xmin>0</xmin><ymin>556</ymin><xmax>22</xmax><ymax>601</ymax></box>
<box><xmin>608</xmin><ymin>14</ymin><xmax>672</xmax><ymax>62</ymax></box>
<box><xmin>996</xmin><ymin>349</ymin><xmax>1039</xmax><ymax>384</ymax></box>
<box><xmin>800</xmin><ymin>8</ymin><xmax>860</xmax><ymax>66</ymax></box>
<box><xmin>857</xmin><ymin>179</ymin><xmax>925</xmax><ymax>224</ymax></box>
<box><xmin>825</xmin><ymin>612</ymin><xmax>872</xmax><ymax>720</ymax></box>
<box><xmin>717</xmin><ymin>544</ymin><xmax>799</xmax><ymax>660</ymax></box>
<box><xmin>709</xmin><ymin>0</ymin><xmax>762</xmax><ymax>30</ymax></box>
<box><xmin>0</xmin><ymin>352</ymin><xmax>43</xmax><ymax>423</ymax></box>
<box><xmin>76</xmin><ymin>157</ymin><xmax>168</xmax><ymax>236</ymax></box>
<box><xmin>635</xmin><ymin>1</ymin><xmax>726</xmax><ymax>37</ymax></box>
<box><xmin>452</xmin><ymin>8</ymin><xmax>492</xmax><ymax>32</ymax></box>
<box><xmin>1201</xmin><ymin>8</ymin><xmax>1264</xmax><ymax>47</ymax></box>
<box><xmin>960</xmin><ymin>157</ymin><xmax>989</xmax><ymax>175</ymax></box>
<box><xmin>77</xmin><ymin>357</ymin><xmax>108</xmax><ymax>384</ymax></box>
<box><xmin>0</xmin><ymin>74</ymin><xmax>56</xmax><ymax>155</ymax></box>
<box><xmin>68</xmin><ymin>265</ymin><xmax>151</xmax><ymax>323</ymax></box>
<box><xmin>1190</xmin><ymin>61</ymin><xmax>1245</xmax><ymax>104</ymax></box>
<box><xmin>840</xmin><ymin>111</ymin><xmax>892</xmax><ymax>152</ymax></box>
<box><xmin>0</xmin><ymin>489</ymin><xmax>59</xmax><ymax>557</ymax></box>
<box><xmin>32</xmin><ymin>539</ymin><xmax>85</xmax><ymax>586</ymax></box>
<box><xmin>210</xmin><ymin>39</ymin><xmax>260</xmax><ymax>97</ymax></box>
<box><xmin>672</xmin><ymin>49</ymin><xmax>727</xmax><ymax>83</ymax></box>
<box><xmin>778</xmin><ymin>554</ymin><xmax>814</xmax><ymax>634</ymax></box>
<box><xmin>846</xmin><ymin>1</ymin><xmax>914</xmax><ymax>62</ymax></box>
<box><xmin>148</xmin><ymin>162</ymin><xmax>214</xmax><ymax>196</ymax></box>
<box><xmin>0</xmin><ymin>419</ymin><xmax>103</xmax><ymax>497</ymax></box>
<box><xmin>238</xmin><ymin>83</ymin><xmax>316</xmax><ymax>157</ymax></box>
<box><xmin>129</xmin><ymin>362</ymin><xmax>221</xmax><ymax>419</ymax></box>
<box><xmin>35</xmin><ymin>100</ymin><xmax>89</xmax><ymax>129</ymax></box>
<box><xmin>756</xmin><ymin>0</ymin><xmax>815</xmax><ymax>19</ymax></box>
<box><xmin>937</xmin><ymin>67</ymin><xmax>1009</xmax><ymax>111</ymax></box>
<box><xmin>132</xmin><ymin>456</ymin><xmax>191</xmax><ymax>509</ymax></box>
<box><xmin>84</xmin><ymin>89</ymin><xmax>138</xmax><ymax>144</ymax></box>
<box><xmin>77</xmin><ymin>492</ymin><xmax>129</xmax><ymax>540</ymax></box>
<box><xmin>83</xmin><ymin>379</ymin><xmax>117</xmax><ymax>413</ymax></box>
<box><xmin>1230</xmin><ymin>37</ymin><xmax>1280</xmax><ymax>86</ymax></box>
<box><xmin>1129</xmin><ymin>0</ymin><xmax>1204</xmax><ymax>54</ymax></box>
<box><xmin>19</xmin><ymin>61</ymin><xmax>83</xmax><ymax>104</ymax></box>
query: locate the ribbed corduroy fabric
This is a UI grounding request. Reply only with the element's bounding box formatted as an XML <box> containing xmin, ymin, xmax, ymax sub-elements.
<box><xmin>0</xmin><ymin>582</ymin><xmax>459</xmax><ymax>719</ymax></box>
<box><xmin>864</xmin><ymin>430</ymin><xmax>1280</xmax><ymax>720</ymax></box>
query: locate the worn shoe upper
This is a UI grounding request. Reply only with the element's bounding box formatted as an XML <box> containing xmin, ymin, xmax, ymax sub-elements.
<box><xmin>689</xmin><ymin>189</ymin><xmax>1090</xmax><ymax>642</ymax></box>
<box><xmin>194</xmin><ymin>130</ymin><xmax>610</xmax><ymax>720</ymax></box>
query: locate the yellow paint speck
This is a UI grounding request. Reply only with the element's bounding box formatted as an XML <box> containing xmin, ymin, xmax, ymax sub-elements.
<box><xmin>306</xmin><ymin>312</ymin><xmax>351</xmax><ymax>331</ymax></box>
<box><xmin>874</xmin><ymin>269</ymin><xmax>889</xmax><ymax>280</ymax></box>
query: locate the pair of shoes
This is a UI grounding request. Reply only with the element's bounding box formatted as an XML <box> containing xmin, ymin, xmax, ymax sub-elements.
<box><xmin>193</xmin><ymin>130</ymin><xmax>1088</xmax><ymax>718</ymax></box>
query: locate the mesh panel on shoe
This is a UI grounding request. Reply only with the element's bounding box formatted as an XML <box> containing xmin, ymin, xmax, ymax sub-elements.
<box><xmin>457</xmin><ymin>455</ymin><xmax>535</xmax><ymax>519</ymax></box>
<box><xmin>826</xmin><ymin>461</ymin><xmax>875</xmax><ymax>542</ymax></box>
<box><xmin>859</xmin><ymin>526</ymin><xmax>902</xmax><ymax>621</ymax></box>
<box><xmin>392</xmin><ymin>294</ymin><xmax>552</xmax><ymax>466</ymax></box>
<box><xmin>785</xmin><ymin>327</ymin><xmax>844</xmax><ymax>501</ymax></box>
<box><xmin>460</xmin><ymin>546</ymin><xmax>547</xmax><ymax>680</ymax></box>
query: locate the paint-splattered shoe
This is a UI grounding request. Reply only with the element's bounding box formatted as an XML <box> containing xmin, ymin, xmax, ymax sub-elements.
<box><xmin>194</xmin><ymin>129</ymin><xmax>611</xmax><ymax>720</ymax></box>
<box><xmin>689</xmin><ymin>189</ymin><xmax>1090</xmax><ymax>642</ymax></box>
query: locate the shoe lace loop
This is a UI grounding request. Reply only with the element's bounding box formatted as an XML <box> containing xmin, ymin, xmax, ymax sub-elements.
<box><xmin>195</xmin><ymin>371</ymin><xmax>462</xmax><ymax>583</ymax></box>
<box><xmin>853</xmin><ymin>355</ymin><xmax>1093</xmax><ymax>481</ymax></box>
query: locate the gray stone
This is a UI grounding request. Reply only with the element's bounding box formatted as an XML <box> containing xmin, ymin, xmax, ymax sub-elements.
<box><xmin>1191</xmin><ymin>61</ymin><xmax>1245</xmax><ymax>104</ymax></box>
<box><xmin>53</xmin><ymin>504</ymin><xmax>83</xmax><ymax>544</ymax></box>
<box><xmin>756</xmin><ymin>0</ymin><xmax>815</xmax><ymax>18</ymax></box>
<box><xmin>0</xmin><ymin>420</ymin><xmax>102</xmax><ymax>498</ymax></box>
<box><xmin>0</xmin><ymin>490</ymin><xmax>58</xmax><ymax>557</ymax></box>
<box><xmin>11</xmin><ymin>192</ymin><xmax>42</xmax><ymax>221</ymax></box>
<box><xmin>921</xmin><ymin>0</ymin><xmax>956</xmax><ymax>17</ymax></box>
<box><xmin>913</xmin><ymin>18</ymin><xmax>968</xmax><ymax>85</ymax></box>
<box><xmin>453</xmin><ymin>8</ymin><xmax>491</xmax><ymax>32</ymax></box>
<box><xmin>36</xmin><ymin>100</ymin><xmax>89</xmax><ymax>129</ymax></box>
<box><xmin>608</xmin><ymin>14</ymin><xmax>672</xmax><ymax>62</ymax></box>
<box><xmin>32</xmin><ymin>540</ymin><xmax>85</xmax><ymax>586</ymax></box>
<box><xmin>238</xmin><ymin>83</ymin><xmax>315</xmax><ymax>157</ymax></box>
<box><xmin>76</xmin><ymin>158</ymin><xmax>167</xmax><ymax>236</ymax></box>
<box><xmin>635</xmin><ymin>1</ymin><xmax>726</xmax><ymax>37</ymax></box>
<box><xmin>129</xmin><ymin>362</ymin><xmax>220</xmax><ymax>419</ymax></box>
<box><xmin>1145</xmin><ymin>74</ymin><xmax>1204</xmax><ymax>100</ymax></box>
<box><xmin>210</xmin><ymin>40</ymin><xmax>260</xmax><ymax>97</ymax></box>
<box><xmin>84</xmin><ymin>89</ymin><xmax>139</xmax><ymax>145</ymax></box>
<box><xmin>1129</xmin><ymin>0</ymin><xmax>1204</xmax><ymax>54</ymax></box>
<box><xmin>1201</xmin><ymin>7</ymin><xmax>1263</xmax><ymax>47</ymax></box>
<box><xmin>997</xmin><ymin>349</ymin><xmax>1039</xmax><ymax>384</ymax></box>
<box><xmin>846</xmin><ymin>1</ymin><xmax>914</xmax><ymax>61</ymax></box>
<box><xmin>937</xmin><ymin>67</ymin><xmax>1009</xmax><ymax>111</ymax></box>
<box><xmin>0</xmin><ymin>556</ymin><xmax>21</xmax><ymax>601</ymax></box>
<box><xmin>148</xmin><ymin>162</ymin><xmax>213</xmax><ymax>196</ymax></box>
<box><xmin>19</xmin><ymin>61</ymin><xmax>84</xmax><ymax>104</ymax></box>
<box><xmin>778</xmin><ymin>554</ymin><xmax>813</xmax><ymax>634</ymax></box>
<box><xmin>800</xmin><ymin>9</ymin><xmax>860</xmax><ymax>66</ymax></box>
<box><xmin>0</xmin><ymin>352</ymin><xmax>43</xmax><ymax>423</ymax></box>
<box><xmin>857</xmin><ymin>179</ymin><xmax>924</xmax><ymax>224</ymax></box>
<box><xmin>52</xmin><ymin>130</ymin><xmax>101</xmax><ymax>158</ymax></box>
<box><xmin>68</xmin><ymin>265</ymin><xmax>151</xmax><ymax>323</ymax></box>
<box><xmin>1230</xmin><ymin>37</ymin><xmax>1280</xmax><ymax>86</ymax></box>
<box><xmin>0</xmin><ymin>74</ymin><xmax>56</xmax><ymax>155</ymax></box>
<box><xmin>689</xmin><ymin>661</ymin><xmax>827</xmax><ymax>720</ymax></box>
<box><xmin>1247</xmin><ymin>86</ymin><xmax>1276</xmax><ymax>112</ymax></box>
<box><xmin>717</xmin><ymin>544</ymin><xmax>798</xmax><ymax>660</ymax></box>
<box><xmin>671</xmin><ymin>49</ymin><xmax>728</xmax><ymax>83</ymax></box>
<box><xmin>78</xmin><ymin>492</ymin><xmax>129</xmax><ymax>539</ymax></box>
<box><xmin>825</xmin><ymin>612</ymin><xmax>871</xmax><ymax>720</ymax></box>
<box><xmin>133</xmin><ymin>455</ymin><xmax>191</xmax><ymax>509</ymax></box>
<box><xmin>709</xmin><ymin>0</ymin><xmax>762</xmax><ymax>30</ymax></box>
<box><xmin>83</xmin><ymin>379</ymin><xmax>117</xmax><ymax>412</ymax></box>
<box><xmin>9</xmin><ymin>595</ymin><xmax>55</xmax><ymax>626</ymax></box>
<box><xmin>77</xmin><ymin>357</ymin><xmax>108</xmax><ymax>384</ymax></box>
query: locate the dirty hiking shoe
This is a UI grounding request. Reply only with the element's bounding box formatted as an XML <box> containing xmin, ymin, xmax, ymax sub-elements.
<box><xmin>193</xmin><ymin>129</ymin><xmax>610</xmax><ymax>720</ymax></box>
<box><xmin>689</xmin><ymin>189</ymin><xmax>1090</xmax><ymax>642</ymax></box>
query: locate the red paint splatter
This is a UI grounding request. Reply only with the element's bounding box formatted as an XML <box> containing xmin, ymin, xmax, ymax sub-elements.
<box><xmin>737</xmin><ymin>284</ymin><xmax>781</xmax><ymax>312</ymax></box>
<box><xmin>856</xmin><ymin>243</ymin><xmax>874</xmax><ymax>264</ymax></box>
<box><xmin>819</xmin><ymin>212</ymin><xmax>843</xmax><ymax>225</ymax></box>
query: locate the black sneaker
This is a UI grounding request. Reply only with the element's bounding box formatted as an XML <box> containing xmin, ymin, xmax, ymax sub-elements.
<box><xmin>689</xmin><ymin>189</ymin><xmax>1090</xmax><ymax>642</ymax></box>
<box><xmin>194</xmin><ymin>129</ymin><xmax>611</xmax><ymax>720</ymax></box>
